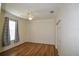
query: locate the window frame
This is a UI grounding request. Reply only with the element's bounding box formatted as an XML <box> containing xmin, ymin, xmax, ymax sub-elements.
<box><xmin>9</xmin><ymin>18</ymin><xmax>16</xmax><ymax>41</ymax></box>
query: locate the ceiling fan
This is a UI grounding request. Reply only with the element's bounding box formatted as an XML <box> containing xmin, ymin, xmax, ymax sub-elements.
<box><xmin>27</xmin><ymin>9</ymin><xmax>33</xmax><ymax>20</ymax></box>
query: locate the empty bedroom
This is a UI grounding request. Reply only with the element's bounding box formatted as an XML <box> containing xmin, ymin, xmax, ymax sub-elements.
<box><xmin>0</xmin><ymin>3</ymin><xmax>79</xmax><ymax>56</ymax></box>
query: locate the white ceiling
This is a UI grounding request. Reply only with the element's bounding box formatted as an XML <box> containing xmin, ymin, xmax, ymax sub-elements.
<box><xmin>3</xmin><ymin>3</ymin><xmax>61</xmax><ymax>20</ymax></box>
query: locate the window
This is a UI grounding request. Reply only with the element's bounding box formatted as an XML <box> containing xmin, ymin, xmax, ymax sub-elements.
<box><xmin>9</xmin><ymin>20</ymin><xmax>16</xmax><ymax>41</ymax></box>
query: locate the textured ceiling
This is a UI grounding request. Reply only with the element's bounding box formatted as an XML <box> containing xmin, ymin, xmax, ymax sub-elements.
<box><xmin>3</xmin><ymin>3</ymin><xmax>61</xmax><ymax>20</ymax></box>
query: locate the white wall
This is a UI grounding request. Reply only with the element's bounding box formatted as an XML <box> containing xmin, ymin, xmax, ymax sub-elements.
<box><xmin>28</xmin><ymin>19</ymin><xmax>56</xmax><ymax>44</ymax></box>
<box><xmin>56</xmin><ymin>4</ymin><xmax>79</xmax><ymax>56</ymax></box>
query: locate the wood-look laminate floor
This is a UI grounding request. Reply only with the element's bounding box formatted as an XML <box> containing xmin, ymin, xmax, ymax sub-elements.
<box><xmin>0</xmin><ymin>42</ymin><xmax>58</xmax><ymax>56</ymax></box>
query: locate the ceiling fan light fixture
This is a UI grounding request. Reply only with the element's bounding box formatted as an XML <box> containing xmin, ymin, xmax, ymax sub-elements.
<box><xmin>28</xmin><ymin>17</ymin><xmax>32</xmax><ymax>20</ymax></box>
<box><xmin>27</xmin><ymin>9</ymin><xmax>33</xmax><ymax>20</ymax></box>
